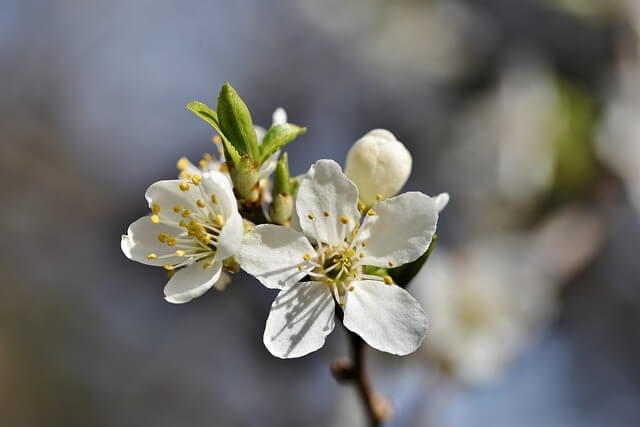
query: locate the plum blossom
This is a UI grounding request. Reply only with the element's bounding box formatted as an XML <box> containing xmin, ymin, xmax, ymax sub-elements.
<box><xmin>121</xmin><ymin>171</ymin><xmax>243</xmax><ymax>303</ymax></box>
<box><xmin>240</xmin><ymin>159</ymin><xmax>446</xmax><ymax>358</ymax></box>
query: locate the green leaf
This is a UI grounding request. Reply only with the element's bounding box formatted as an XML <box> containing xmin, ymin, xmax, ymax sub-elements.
<box><xmin>217</xmin><ymin>83</ymin><xmax>259</xmax><ymax>161</ymax></box>
<box><xmin>259</xmin><ymin>123</ymin><xmax>307</xmax><ymax>164</ymax></box>
<box><xmin>388</xmin><ymin>234</ymin><xmax>438</xmax><ymax>288</ymax></box>
<box><xmin>186</xmin><ymin>101</ymin><xmax>241</xmax><ymax>166</ymax></box>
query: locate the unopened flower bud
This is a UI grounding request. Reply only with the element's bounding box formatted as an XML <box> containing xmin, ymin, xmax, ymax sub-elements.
<box><xmin>345</xmin><ymin>129</ymin><xmax>412</xmax><ymax>207</ymax></box>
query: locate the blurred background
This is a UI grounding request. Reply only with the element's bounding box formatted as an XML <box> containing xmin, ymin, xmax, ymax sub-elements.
<box><xmin>2</xmin><ymin>0</ymin><xmax>640</xmax><ymax>426</ymax></box>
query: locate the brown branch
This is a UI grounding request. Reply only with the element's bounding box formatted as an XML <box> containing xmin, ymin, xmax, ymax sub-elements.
<box><xmin>331</xmin><ymin>331</ymin><xmax>391</xmax><ymax>427</ymax></box>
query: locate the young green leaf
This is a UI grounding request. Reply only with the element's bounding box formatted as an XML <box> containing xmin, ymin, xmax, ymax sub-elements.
<box><xmin>186</xmin><ymin>101</ymin><xmax>241</xmax><ymax>166</ymax></box>
<box><xmin>217</xmin><ymin>83</ymin><xmax>259</xmax><ymax>161</ymax></box>
<box><xmin>259</xmin><ymin>123</ymin><xmax>307</xmax><ymax>164</ymax></box>
<box><xmin>388</xmin><ymin>234</ymin><xmax>437</xmax><ymax>288</ymax></box>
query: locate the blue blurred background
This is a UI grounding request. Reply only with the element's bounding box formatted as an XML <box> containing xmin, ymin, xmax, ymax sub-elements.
<box><xmin>2</xmin><ymin>0</ymin><xmax>640</xmax><ymax>426</ymax></box>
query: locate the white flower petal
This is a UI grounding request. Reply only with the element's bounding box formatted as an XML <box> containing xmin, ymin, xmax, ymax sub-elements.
<box><xmin>296</xmin><ymin>159</ymin><xmax>360</xmax><ymax>245</ymax></box>
<box><xmin>199</xmin><ymin>171</ymin><xmax>238</xmax><ymax>219</ymax></box>
<box><xmin>358</xmin><ymin>192</ymin><xmax>437</xmax><ymax>267</ymax></box>
<box><xmin>264</xmin><ymin>281</ymin><xmax>335</xmax><ymax>358</ymax></box>
<box><xmin>343</xmin><ymin>280</ymin><xmax>427</xmax><ymax>355</ymax></box>
<box><xmin>239</xmin><ymin>224</ymin><xmax>315</xmax><ymax>290</ymax></box>
<box><xmin>163</xmin><ymin>260</ymin><xmax>222</xmax><ymax>304</ymax></box>
<box><xmin>215</xmin><ymin>209</ymin><xmax>243</xmax><ymax>261</ymax></box>
<box><xmin>145</xmin><ymin>179</ymin><xmax>203</xmax><ymax>224</ymax></box>
<box><xmin>272</xmin><ymin>107</ymin><xmax>287</xmax><ymax>126</ymax></box>
<box><xmin>255</xmin><ymin>125</ymin><xmax>267</xmax><ymax>144</ymax></box>
<box><xmin>259</xmin><ymin>150</ymin><xmax>280</xmax><ymax>180</ymax></box>
<box><xmin>434</xmin><ymin>192</ymin><xmax>450</xmax><ymax>213</ymax></box>
<box><xmin>121</xmin><ymin>217</ymin><xmax>184</xmax><ymax>266</ymax></box>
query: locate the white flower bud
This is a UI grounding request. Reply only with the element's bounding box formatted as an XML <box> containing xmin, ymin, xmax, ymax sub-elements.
<box><xmin>345</xmin><ymin>129</ymin><xmax>412</xmax><ymax>207</ymax></box>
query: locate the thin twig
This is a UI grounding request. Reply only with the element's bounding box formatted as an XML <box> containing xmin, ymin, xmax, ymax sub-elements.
<box><xmin>331</xmin><ymin>331</ymin><xmax>390</xmax><ymax>426</ymax></box>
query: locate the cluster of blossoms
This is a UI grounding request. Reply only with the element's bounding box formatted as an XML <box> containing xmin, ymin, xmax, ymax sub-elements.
<box><xmin>122</xmin><ymin>83</ymin><xmax>448</xmax><ymax>358</ymax></box>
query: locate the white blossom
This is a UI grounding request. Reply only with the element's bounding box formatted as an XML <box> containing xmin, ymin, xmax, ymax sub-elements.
<box><xmin>345</xmin><ymin>129</ymin><xmax>412</xmax><ymax>208</ymax></box>
<box><xmin>121</xmin><ymin>171</ymin><xmax>243</xmax><ymax>303</ymax></box>
<box><xmin>240</xmin><ymin>159</ymin><xmax>445</xmax><ymax>358</ymax></box>
<box><xmin>413</xmin><ymin>238</ymin><xmax>558</xmax><ymax>386</ymax></box>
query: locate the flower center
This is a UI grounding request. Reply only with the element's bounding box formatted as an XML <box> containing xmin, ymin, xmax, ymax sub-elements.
<box><xmin>147</xmin><ymin>177</ymin><xmax>225</xmax><ymax>273</ymax></box>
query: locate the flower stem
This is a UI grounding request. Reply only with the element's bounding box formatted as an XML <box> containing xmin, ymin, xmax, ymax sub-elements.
<box><xmin>331</xmin><ymin>330</ymin><xmax>390</xmax><ymax>426</ymax></box>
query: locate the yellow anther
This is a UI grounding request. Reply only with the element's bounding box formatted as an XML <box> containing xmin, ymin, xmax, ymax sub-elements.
<box><xmin>158</xmin><ymin>232</ymin><xmax>168</xmax><ymax>243</ymax></box>
<box><xmin>202</xmin><ymin>262</ymin><xmax>211</xmax><ymax>270</ymax></box>
<box><xmin>150</xmin><ymin>215</ymin><xmax>160</xmax><ymax>224</ymax></box>
<box><xmin>339</xmin><ymin>302</ymin><xmax>345</xmax><ymax>308</ymax></box>
<box><xmin>167</xmin><ymin>237</ymin><xmax>177</xmax><ymax>247</ymax></box>
<box><xmin>384</xmin><ymin>275</ymin><xmax>393</xmax><ymax>285</ymax></box>
<box><xmin>147</xmin><ymin>253</ymin><xmax>157</xmax><ymax>260</ymax></box>
<box><xmin>359</xmin><ymin>253</ymin><xmax>364</xmax><ymax>258</ymax></box>
<box><xmin>220</xmin><ymin>163</ymin><xmax>229</xmax><ymax>172</ymax></box>
<box><xmin>358</xmin><ymin>201</ymin><xmax>366</xmax><ymax>212</ymax></box>
<box><xmin>197</xmin><ymin>199</ymin><xmax>206</xmax><ymax>208</ymax></box>
<box><xmin>213</xmin><ymin>135</ymin><xmax>222</xmax><ymax>144</ymax></box>
<box><xmin>340</xmin><ymin>216</ymin><xmax>349</xmax><ymax>224</ymax></box>
<box><xmin>179</xmin><ymin>182</ymin><xmax>190</xmax><ymax>192</ymax></box>
<box><xmin>199</xmin><ymin>159</ymin><xmax>208</xmax><ymax>169</ymax></box>
<box><xmin>163</xmin><ymin>264</ymin><xmax>175</xmax><ymax>271</ymax></box>
<box><xmin>388</xmin><ymin>261</ymin><xmax>395</xmax><ymax>267</ymax></box>
<box><xmin>211</xmin><ymin>194</ymin><xmax>219</xmax><ymax>204</ymax></box>
<box><xmin>173</xmin><ymin>205</ymin><xmax>183</xmax><ymax>213</ymax></box>
<box><xmin>349</xmin><ymin>285</ymin><xmax>355</xmax><ymax>292</ymax></box>
<box><xmin>181</xmin><ymin>209</ymin><xmax>192</xmax><ymax>218</ymax></box>
<box><xmin>191</xmin><ymin>175</ymin><xmax>201</xmax><ymax>185</ymax></box>
<box><xmin>176</xmin><ymin>157</ymin><xmax>189</xmax><ymax>171</ymax></box>
<box><xmin>351</xmin><ymin>227</ymin><xmax>359</xmax><ymax>236</ymax></box>
<box><xmin>203</xmin><ymin>153</ymin><xmax>213</xmax><ymax>161</ymax></box>
<box><xmin>361</xmin><ymin>241</ymin><xmax>367</xmax><ymax>247</ymax></box>
<box><xmin>179</xmin><ymin>220</ymin><xmax>187</xmax><ymax>227</ymax></box>
<box><xmin>297</xmin><ymin>264</ymin><xmax>303</xmax><ymax>271</ymax></box>
<box><xmin>367</xmin><ymin>209</ymin><xmax>376</xmax><ymax>216</ymax></box>
<box><xmin>175</xmin><ymin>250</ymin><xmax>186</xmax><ymax>256</ymax></box>
<box><xmin>323</xmin><ymin>211</ymin><xmax>330</xmax><ymax>217</ymax></box>
<box><xmin>307</xmin><ymin>213</ymin><xmax>314</xmax><ymax>220</ymax></box>
<box><xmin>303</xmin><ymin>253</ymin><xmax>312</xmax><ymax>261</ymax></box>
<box><xmin>202</xmin><ymin>234</ymin><xmax>212</xmax><ymax>244</ymax></box>
<box><xmin>167</xmin><ymin>270</ymin><xmax>175</xmax><ymax>279</ymax></box>
<box><xmin>152</xmin><ymin>203</ymin><xmax>161</xmax><ymax>215</ymax></box>
<box><xmin>215</xmin><ymin>214</ymin><xmax>224</xmax><ymax>227</ymax></box>
<box><xmin>179</xmin><ymin>171</ymin><xmax>191</xmax><ymax>180</ymax></box>
<box><xmin>376</xmin><ymin>194</ymin><xmax>383</xmax><ymax>201</ymax></box>
<box><xmin>324</xmin><ymin>249</ymin><xmax>330</xmax><ymax>257</ymax></box>
<box><xmin>327</xmin><ymin>278</ymin><xmax>334</xmax><ymax>283</ymax></box>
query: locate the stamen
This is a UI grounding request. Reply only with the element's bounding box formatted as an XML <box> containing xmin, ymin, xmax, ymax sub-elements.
<box><xmin>376</xmin><ymin>194</ymin><xmax>383</xmax><ymax>201</ymax></box>
<box><xmin>211</xmin><ymin>194</ymin><xmax>219</xmax><ymax>204</ymax></box>
<box><xmin>203</xmin><ymin>153</ymin><xmax>213</xmax><ymax>161</ymax></box>
<box><xmin>359</xmin><ymin>253</ymin><xmax>364</xmax><ymax>258</ymax></box>
<box><xmin>163</xmin><ymin>264</ymin><xmax>174</xmax><ymax>271</ymax></box>
<box><xmin>323</xmin><ymin>211</ymin><xmax>330</xmax><ymax>217</ymax></box>
<box><xmin>179</xmin><ymin>182</ymin><xmax>190</xmax><ymax>192</ymax></box>
<box><xmin>340</xmin><ymin>216</ymin><xmax>349</xmax><ymax>224</ymax></box>
<box><xmin>199</xmin><ymin>159</ymin><xmax>208</xmax><ymax>169</ymax></box>
<box><xmin>173</xmin><ymin>205</ymin><xmax>183</xmax><ymax>213</ymax></box>
<box><xmin>167</xmin><ymin>237</ymin><xmax>177</xmax><ymax>246</ymax></box>
<box><xmin>176</xmin><ymin>157</ymin><xmax>189</xmax><ymax>171</ymax></box>
<box><xmin>297</xmin><ymin>264</ymin><xmax>303</xmax><ymax>271</ymax></box>
<box><xmin>191</xmin><ymin>175</ymin><xmax>201</xmax><ymax>185</ymax></box>
<box><xmin>367</xmin><ymin>209</ymin><xmax>376</xmax><ymax>216</ymax></box>
<box><xmin>361</xmin><ymin>241</ymin><xmax>367</xmax><ymax>247</ymax></box>
<box><xmin>213</xmin><ymin>135</ymin><xmax>222</xmax><ymax>144</ymax></box>
<box><xmin>152</xmin><ymin>203</ymin><xmax>161</xmax><ymax>215</ymax></box>
<box><xmin>349</xmin><ymin>285</ymin><xmax>355</xmax><ymax>292</ymax></box>
<box><xmin>303</xmin><ymin>253</ymin><xmax>312</xmax><ymax>261</ymax></box>
<box><xmin>307</xmin><ymin>213</ymin><xmax>314</xmax><ymax>220</ymax></box>
<box><xmin>179</xmin><ymin>171</ymin><xmax>191</xmax><ymax>180</ymax></box>
<box><xmin>215</xmin><ymin>214</ymin><xmax>224</xmax><ymax>227</ymax></box>
<box><xmin>158</xmin><ymin>233</ymin><xmax>169</xmax><ymax>243</ymax></box>
<box><xmin>147</xmin><ymin>253</ymin><xmax>157</xmax><ymax>260</ymax></box>
<box><xmin>181</xmin><ymin>209</ymin><xmax>192</xmax><ymax>218</ymax></box>
<box><xmin>383</xmin><ymin>275</ymin><xmax>393</xmax><ymax>285</ymax></box>
<box><xmin>388</xmin><ymin>261</ymin><xmax>394</xmax><ymax>267</ymax></box>
<box><xmin>175</xmin><ymin>250</ymin><xmax>186</xmax><ymax>256</ymax></box>
<box><xmin>202</xmin><ymin>261</ymin><xmax>211</xmax><ymax>269</ymax></box>
<box><xmin>197</xmin><ymin>199</ymin><xmax>206</xmax><ymax>208</ymax></box>
<box><xmin>150</xmin><ymin>215</ymin><xmax>160</xmax><ymax>224</ymax></box>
